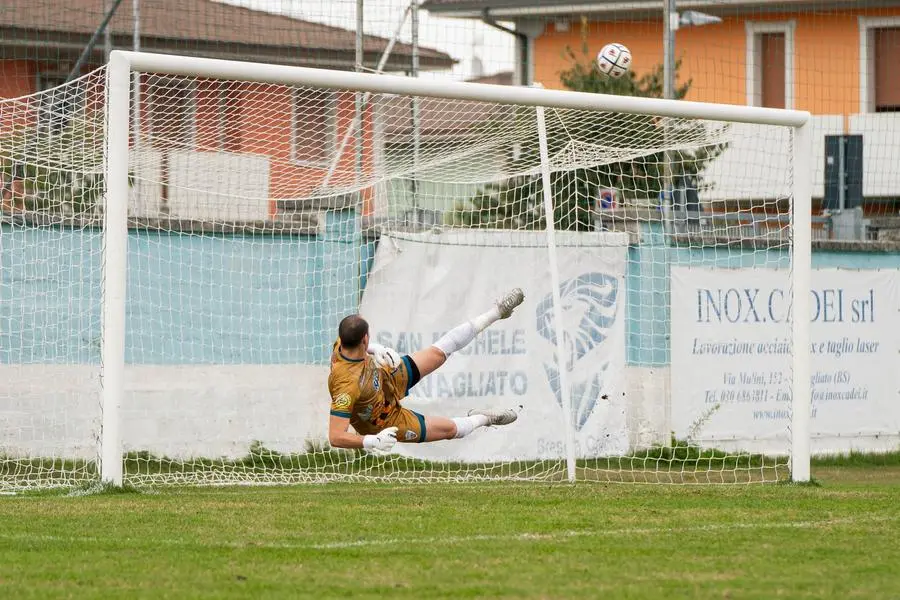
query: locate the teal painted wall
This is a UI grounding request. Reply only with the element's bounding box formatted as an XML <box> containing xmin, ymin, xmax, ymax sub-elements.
<box><xmin>625</xmin><ymin>222</ymin><xmax>900</xmax><ymax>366</ymax></box>
<box><xmin>0</xmin><ymin>226</ymin><xmax>101</xmax><ymax>364</ymax></box>
<box><xmin>3</xmin><ymin>217</ymin><xmax>897</xmax><ymax>367</ymax></box>
<box><xmin>0</xmin><ymin>211</ymin><xmax>360</xmax><ymax>365</ymax></box>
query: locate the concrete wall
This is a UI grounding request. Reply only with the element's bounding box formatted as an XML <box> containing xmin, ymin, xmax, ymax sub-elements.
<box><xmin>1</xmin><ymin>217</ymin><xmax>357</xmax><ymax>459</ymax></box>
<box><xmin>626</xmin><ymin>222</ymin><xmax>900</xmax><ymax>367</ymax></box>
<box><xmin>2</xmin><ymin>220</ymin><xmax>898</xmax><ymax>459</ymax></box>
<box><xmin>0</xmin><ymin>214</ymin><xmax>359</xmax><ymax>366</ymax></box>
<box><xmin>622</xmin><ymin>223</ymin><xmax>900</xmax><ymax>454</ymax></box>
<box><xmin>0</xmin><ymin>364</ymin><xmax>329</xmax><ymax>459</ymax></box>
<box><xmin>129</xmin><ymin>150</ymin><xmax>270</xmax><ymax>222</ymax></box>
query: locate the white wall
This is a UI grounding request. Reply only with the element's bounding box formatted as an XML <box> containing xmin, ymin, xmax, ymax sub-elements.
<box><xmin>849</xmin><ymin>113</ymin><xmax>900</xmax><ymax>197</ymax></box>
<box><xmin>0</xmin><ymin>365</ymin><xmax>101</xmax><ymax>459</ymax></box>
<box><xmin>624</xmin><ymin>366</ymin><xmax>669</xmax><ymax>451</ymax></box>
<box><xmin>701</xmin><ymin>114</ymin><xmax>900</xmax><ymax>202</ymax></box>
<box><xmin>126</xmin><ymin>114</ymin><xmax>900</xmax><ymax>223</ymax></box>
<box><xmin>168</xmin><ymin>151</ymin><xmax>270</xmax><ymax>221</ymax></box>
<box><xmin>129</xmin><ymin>148</ymin><xmax>162</xmax><ymax>218</ymax></box>
<box><xmin>127</xmin><ymin>150</ymin><xmax>270</xmax><ymax>221</ymax></box>
<box><xmin>700</xmin><ymin>116</ymin><xmax>845</xmax><ymax>202</ymax></box>
<box><xmin>0</xmin><ymin>364</ymin><xmax>329</xmax><ymax>460</ymax></box>
<box><xmin>2</xmin><ymin>362</ymin><xmax>895</xmax><ymax>461</ymax></box>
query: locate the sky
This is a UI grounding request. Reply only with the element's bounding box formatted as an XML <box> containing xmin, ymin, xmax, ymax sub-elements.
<box><xmin>218</xmin><ymin>0</ymin><xmax>516</xmax><ymax>80</ymax></box>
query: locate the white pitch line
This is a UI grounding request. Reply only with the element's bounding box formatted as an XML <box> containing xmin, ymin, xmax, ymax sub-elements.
<box><xmin>307</xmin><ymin>514</ymin><xmax>898</xmax><ymax>550</ymax></box>
<box><xmin>0</xmin><ymin>514</ymin><xmax>895</xmax><ymax>551</ymax></box>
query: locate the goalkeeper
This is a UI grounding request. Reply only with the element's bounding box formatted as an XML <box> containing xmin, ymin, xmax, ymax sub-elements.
<box><xmin>328</xmin><ymin>288</ymin><xmax>525</xmax><ymax>453</ymax></box>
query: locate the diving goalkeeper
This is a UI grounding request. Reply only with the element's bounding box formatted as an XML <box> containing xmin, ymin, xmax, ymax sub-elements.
<box><xmin>328</xmin><ymin>288</ymin><xmax>525</xmax><ymax>452</ymax></box>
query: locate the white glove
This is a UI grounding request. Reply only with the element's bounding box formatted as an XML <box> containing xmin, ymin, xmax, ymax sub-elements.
<box><xmin>363</xmin><ymin>426</ymin><xmax>398</xmax><ymax>453</ymax></box>
<box><xmin>367</xmin><ymin>342</ymin><xmax>402</xmax><ymax>372</ymax></box>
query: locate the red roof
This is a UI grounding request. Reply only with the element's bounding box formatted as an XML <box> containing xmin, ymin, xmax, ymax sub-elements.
<box><xmin>0</xmin><ymin>0</ymin><xmax>455</xmax><ymax>70</ymax></box>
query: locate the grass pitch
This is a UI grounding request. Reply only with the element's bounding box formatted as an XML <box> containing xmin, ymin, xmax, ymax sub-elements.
<box><xmin>1</xmin><ymin>467</ymin><xmax>898</xmax><ymax>599</ymax></box>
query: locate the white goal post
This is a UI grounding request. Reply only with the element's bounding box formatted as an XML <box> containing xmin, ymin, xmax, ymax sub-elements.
<box><xmin>102</xmin><ymin>50</ymin><xmax>811</xmax><ymax>486</ymax></box>
<box><xmin>0</xmin><ymin>50</ymin><xmax>811</xmax><ymax>490</ymax></box>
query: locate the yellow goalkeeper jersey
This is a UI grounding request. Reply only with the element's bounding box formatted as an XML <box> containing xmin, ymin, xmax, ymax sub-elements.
<box><xmin>327</xmin><ymin>340</ymin><xmax>407</xmax><ymax>435</ymax></box>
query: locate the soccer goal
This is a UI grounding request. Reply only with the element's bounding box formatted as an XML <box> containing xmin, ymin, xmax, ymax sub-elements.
<box><xmin>0</xmin><ymin>51</ymin><xmax>812</xmax><ymax>490</ymax></box>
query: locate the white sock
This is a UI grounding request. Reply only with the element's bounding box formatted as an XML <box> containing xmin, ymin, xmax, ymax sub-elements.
<box><xmin>471</xmin><ymin>306</ymin><xmax>502</xmax><ymax>333</ymax></box>
<box><xmin>432</xmin><ymin>306</ymin><xmax>502</xmax><ymax>358</ymax></box>
<box><xmin>452</xmin><ymin>414</ymin><xmax>491</xmax><ymax>439</ymax></box>
<box><xmin>433</xmin><ymin>321</ymin><xmax>476</xmax><ymax>357</ymax></box>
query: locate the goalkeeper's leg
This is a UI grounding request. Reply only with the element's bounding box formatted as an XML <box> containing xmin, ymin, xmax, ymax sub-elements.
<box><xmin>420</xmin><ymin>408</ymin><xmax>520</xmax><ymax>442</ymax></box>
<box><xmin>386</xmin><ymin>407</ymin><xmax>519</xmax><ymax>444</ymax></box>
<box><xmin>409</xmin><ymin>287</ymin><xmax>525</xmax><ymax>378</ymax></box>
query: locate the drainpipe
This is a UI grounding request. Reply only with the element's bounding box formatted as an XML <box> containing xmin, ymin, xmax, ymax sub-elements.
<box><xmin>480</xmin><ymin>9</ymin><xmax>531</xmax><ymax>85</ymax></box>
<box><xmin>67</xmin><ymin>0</ymin><xmax>126</xmax><ymax>82</ymax></box>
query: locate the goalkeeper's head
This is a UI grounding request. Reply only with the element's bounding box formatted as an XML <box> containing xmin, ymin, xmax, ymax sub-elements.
<box><xmin>338</xmin><ymin>314</ymin><xmax>369</xmax><ymax>351</ymax></box>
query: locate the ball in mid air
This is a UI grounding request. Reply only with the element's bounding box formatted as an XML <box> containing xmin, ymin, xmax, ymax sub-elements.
<box><xmin>597</xmin><ymin>43</ymin><xmax>632</xmax><ymax>79</ymax></box>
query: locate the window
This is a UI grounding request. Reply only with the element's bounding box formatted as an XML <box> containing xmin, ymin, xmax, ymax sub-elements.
<box><xmin>36</xmin><ymin>72</ymin><xmax>82</xmax><ymax>133</ymax></box>
<box><xmin>745</xmin><ymin>21</ymin><xmax>795</xmax><ymax>109</ymax></box>
<box><xmin>859</xmin><ymin>17</ymin><xmax>900</xmax><ymax>112</ymax></box>
<box><xmin>874</xmin><ymin>28</ymin><xmax>900</xmax><ymax>112</ymax></box>
<box><xmin>218</xmin><ymin>82</ymin><xmax>242</xmax><ymax>152</ymax></box>
<box><xmin>759</xmin><ymin>33</ymin><xmax>786</xmax><ymax>109</ymax></box>
<box><xmin>189</xmin><ymin>80</ymin><xmax>243</xmax><ymax>151</ymax></box>
<box><xmin>291</xmin><ymin>89</ymin><xmax>336</xmax><ymax>165</ymax></box>
<box><xmin>146</xmin><ymin>77</ymin><xmax>196</xmax><ymax>149</ymax></box>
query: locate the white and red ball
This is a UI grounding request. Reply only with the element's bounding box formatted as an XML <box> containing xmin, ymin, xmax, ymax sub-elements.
<box><xmin>597</xmin><ymin>43</ymin><xmax>632</xmax><ymax>79</ymax></box>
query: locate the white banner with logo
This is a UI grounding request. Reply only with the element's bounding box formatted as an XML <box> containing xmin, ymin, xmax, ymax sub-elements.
<box><xmin>359</xmin><ymin>230</ymin><xmax>628</xmax><ymax>462</ymax></box>
<box><xmin>671</xmin><ymin>266</ymin><xmax>900</xmax><ymax>453</ymax></box>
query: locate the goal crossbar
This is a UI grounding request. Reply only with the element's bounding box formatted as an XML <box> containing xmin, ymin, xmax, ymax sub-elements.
<box><xmin>110</xmin><ymin>51</ymin><xmax>809</xmax><ymax>127</ymax></box>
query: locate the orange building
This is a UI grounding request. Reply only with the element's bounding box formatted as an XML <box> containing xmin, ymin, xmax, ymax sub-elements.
<box><xmin>0</xmin><ymin>0</ymin><xmax>454</xmax><ymax>221</ymax></box>
<box><xmin>424</xmin><ymin>0</ymin><xmax>900</xmax><ymax>116</ymax></box>
<box><xmin>425</xmin><ymin>0</ymin><xmax>900</xmax><ymax>208</ymax></box>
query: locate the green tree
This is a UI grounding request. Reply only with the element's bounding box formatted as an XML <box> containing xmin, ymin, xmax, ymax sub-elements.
<box><xmin>1</xmin><ymin>110</ymin><xmax>111</xmax><ymax>218</ymax></box>
<box><xmin>447</xmin><ymin>39</ymin><xmax>727</xmax><ymax>231</ymax></box>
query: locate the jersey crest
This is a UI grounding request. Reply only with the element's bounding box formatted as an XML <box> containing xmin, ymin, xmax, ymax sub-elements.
<box><xmin>332</xmin><ymin>393</ymin><xmax>352</xmax><ymax>411</ymax></box>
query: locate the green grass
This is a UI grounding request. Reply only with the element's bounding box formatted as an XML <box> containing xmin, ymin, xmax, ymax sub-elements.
<box><xmin>1</xmin><ymin>466</ymin><xmax>899</xmax><ymax>599</ymax></box>
<box><xmin>812</xmin><ymin>449</ymin><xmax>900</xmax><ymax>467</ymax></box>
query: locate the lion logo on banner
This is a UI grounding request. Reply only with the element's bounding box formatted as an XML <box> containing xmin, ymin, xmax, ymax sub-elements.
<box><xmin>535</xmin><ymin>272</ymin><xmax>619</xmax><ymax>431</ymax></box>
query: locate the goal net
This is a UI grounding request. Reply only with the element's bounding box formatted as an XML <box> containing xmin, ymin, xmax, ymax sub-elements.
<box><xmin>0</xmin><ymin>52</ymin><xmax>810</xmax><ymax>490</ymax></box>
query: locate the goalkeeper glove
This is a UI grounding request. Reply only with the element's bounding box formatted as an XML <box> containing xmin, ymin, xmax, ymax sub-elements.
<box><xmin>367</xmin><ymin>342</ymin><xmax>402</xmax><ymax>371</ymax></box>
<box><xmin>363</xmin><ymin>426</ymin><xmax>398</xmax><ymax>453</ymax></box>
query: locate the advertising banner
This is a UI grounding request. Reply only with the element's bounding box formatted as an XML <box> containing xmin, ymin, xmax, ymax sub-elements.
<box><xmin>671</xmin><ymin>266</ymin><xmax>900</xmax><ymax>453</ymax></box>
<box><xmin>360</xmin><ymin>231</ymin><xmax>629</xmax><ymax>462</ymax></box>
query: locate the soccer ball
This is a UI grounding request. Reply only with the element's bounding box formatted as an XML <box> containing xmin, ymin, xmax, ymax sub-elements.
<box><xmin>597</xmin><ymin>43</ymin><xmax>632</xmax><ymax>79</ymax></box>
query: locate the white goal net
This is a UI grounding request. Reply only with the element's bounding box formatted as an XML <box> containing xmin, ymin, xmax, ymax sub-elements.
<box><xmin>0</xmin><ymin>52</ymin><xmax>811</xmax><ymax>490</ymax></box>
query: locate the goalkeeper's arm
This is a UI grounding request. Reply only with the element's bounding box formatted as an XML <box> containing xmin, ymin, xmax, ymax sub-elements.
<box><xmin>328</xmin><ymin>414</ymin><xmax>397</xmax><ymax>451</ymax></box>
